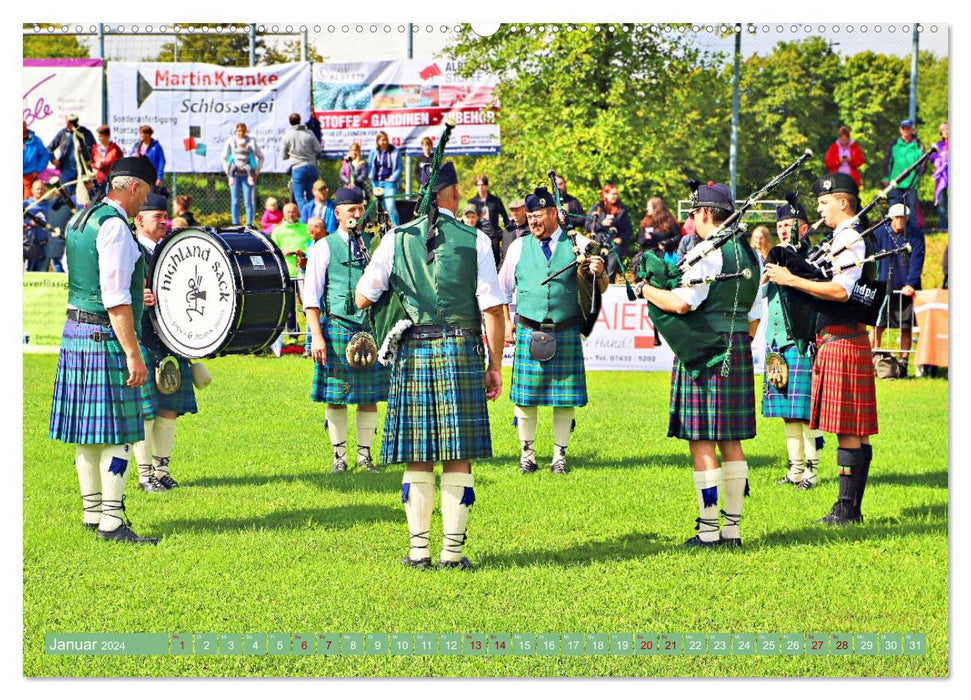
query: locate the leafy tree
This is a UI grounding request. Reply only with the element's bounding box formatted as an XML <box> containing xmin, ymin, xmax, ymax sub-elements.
<box><xmin>154</xmin><ymin>25</ymin><xmax>320</xmax><ymax>66</ymax></box>
<box><xmin>22</xmin><ymin>24</ymin><xmax>90</xmax><ymax>59</ymax></box>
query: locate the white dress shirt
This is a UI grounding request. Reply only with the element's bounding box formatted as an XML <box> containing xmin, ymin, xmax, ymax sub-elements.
<box><xmin>828</xmin><ymin>220</ymin><xmax>866</xmax><ymax>297</ymax></box>
<box><xmin>355</xmin><ymin>207</ymin><xmax>505</xmax><ymax>312</ymax></box>
<box><xmin>94</xmin><ymin>198</ymin><xmax>141</xmax><ymax>310</ymax></box>
<box><xmin>497</xmin><ymin>227</ymin><xmax>594</xmax><ymax>305</ymax></box>
<box><xmin>302</xmin><ymin>228</ymin><xmax>353</xmax><ymax>310</ymax></box>
<box><xmin>673</xmin><ymin>241</ymin><xmax>766</xmax><ymax>323</ymax></box>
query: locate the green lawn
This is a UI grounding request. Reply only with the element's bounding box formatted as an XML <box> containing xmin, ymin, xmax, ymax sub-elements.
<box><xmin>22</xmin><ymin>354</ymin><xmax>948</xmax><ymax>677</ymax></box>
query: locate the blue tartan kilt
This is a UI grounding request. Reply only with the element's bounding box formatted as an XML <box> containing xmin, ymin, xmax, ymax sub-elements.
<box><xmin>140</xmin><ymin>345</ymin><xmax>198</xmax><ymax>419</ymax></box>
<box><xmin>311</xmin><ymin>317</ymin><xmax>390</xmax><ymax>405</ymax></box>
<box><xmin>761</xmin><ymin>342</ymin><xmax>812</xmax><ymax>421</ymax></box>
<box><xmin>509</xmin><ymin>323</ymin><xmax>587</xmax><ymax>407</ymax></box>
<box><xmin>381</xmin><ymin>333</ymin><xmax>492</xmax><ymax>464</ymax></box>
<box><xmin>49</xmin><ymin>319</ymin><xmax>144</xmax><ymax>445</ymax></box>
<box><xmin>668</xmin><ymin>332</ymin><xmax>756</xmax><ymax>441</ymax></box>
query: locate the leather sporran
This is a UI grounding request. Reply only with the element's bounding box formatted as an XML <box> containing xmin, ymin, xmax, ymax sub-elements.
<box><xmin>346</xmin><ymin>331</ymin><xmax>378</xmax><ymax>369</ymax></box>
<box><xmin>765</xmin><ymin>352</ymin><xmax>789</xmax><ymax>390</ymax></box>
<box><xmin>155</xmin><ymin>356</ymin><xmax>182</xmax><ymax>395</ymax></box>
<box><xmin>528</xmin><ymin>330</ymin><xmax>557</xmax><ymax>362</ymax></box>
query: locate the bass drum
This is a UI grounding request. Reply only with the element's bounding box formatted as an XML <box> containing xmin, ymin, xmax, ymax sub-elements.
<box><xmin>148</xmin><ymin>226</ymin><xmax>291</xmax><ymax>359</ymax></box>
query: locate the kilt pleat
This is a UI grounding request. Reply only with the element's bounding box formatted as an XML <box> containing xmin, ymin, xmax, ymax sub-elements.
<box><xmin>49</xmin><ymin>319</ymin><xmax>144</xmax><ymax>445</ymax></box>
<box><xmin>140</xmin><ymin>345</ymin><xmax>198</xmax><ymax>419</ymax></box>
<box><xmin>810</xmin><ymin>325</ymin><xmax>878</xmax><ymax>436</ymax></box>
<box><xmin>311</xmin><ymin>317</ymin><xmax>390</xmax><ymax>405</ymax></box>
<box><xmin>381</xmin><ymin>334</ymin><xmax>491</xmax><ymax>464</ymax></box>
<box><xmin>668</xmin><ymin>332</ymin><xmax>756</xmax><ymax>441</ymax></box>
<box><xmin>509</xmin><ymin>323</ymin><xmax>587</xmax><ymax>407</ymax></box>
<box><xmin>761</xmin><ymin>342</ymin><xmax>813</xmax><ymax>421</ymax></box>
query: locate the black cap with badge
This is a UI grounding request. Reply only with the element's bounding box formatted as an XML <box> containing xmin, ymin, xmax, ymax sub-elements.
<box><xmin>109</xmin><ymin>156</ymin><xmax>158</xmax><ymax>187</ymax></box>
<box><xmin>525</xmin><ymin>187</ymin><xmax>556</xmax><ymax>212</ymax></box>
<box><xmin>811</xmin><ymin>172</ymin><xmax>858</xmax><ymax>197</ymax></box>
<box><xmin>775</xmin><ymin>192</ymin><xmax>807</xmax><ymax>222</ymax></box>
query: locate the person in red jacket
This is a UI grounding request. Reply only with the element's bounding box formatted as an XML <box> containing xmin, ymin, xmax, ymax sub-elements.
<box><xmin>824</xmin><ymin>126</ymin><xmax>865</xmax><ymax>187</ymax></box>
<box><xmin>91</xmin><ymin>125</ymin><xmax>123</xmax><ymax>190</ymax></box>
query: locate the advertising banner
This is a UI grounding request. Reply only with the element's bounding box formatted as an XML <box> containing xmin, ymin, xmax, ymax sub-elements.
<box><xmin>107</xmin><ymin>62</ymin><xmax>311</xmax><ymax>173</ymax></box>
<box><xmin>312</xmin><ymin>59</ymin><xmax>500</xmax><ymax>157</ymax></box>
<box><xmin>23</xmin><ymin>59</ymin><xmax>103</xmax><ymax>146</ymax></box>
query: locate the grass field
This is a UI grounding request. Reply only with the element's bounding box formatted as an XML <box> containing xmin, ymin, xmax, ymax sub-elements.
<box><xmin>22</xmin><ymin>353</ymin><xmax>948</xmax><ymax>677</ymax></box>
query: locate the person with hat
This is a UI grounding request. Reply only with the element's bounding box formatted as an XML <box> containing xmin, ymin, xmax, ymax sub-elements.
<box><xmin>882</xmin><ymin>119</ymin><xmax>925</xmax><ymax>232</ymax></box>
<box><xmin>499</xmin><ymin>198</ymin><xmax>529</xmax><ymax>268</ymax></box>
<box><xmin>303</xmin><ymin>186</ymin><xmax>390</xmax><ymax>474</ymax></box>
<box><xmin>48</xmin><ymin>156</ymin><xmax>160</xmax><ymax>544</ymax></box>
<box><xmin>461</xmin><ymin>203</ymin><xmax>481</xmax><ymax>228</ymax></box>
<box><xmin>300</xmin><ymin>179</ymin><xmax>338</xmax><ymax>234</ymax></box>
<box><xmin>871</xmin><ymin>201</ymin><xmax>925</xmax><ymax>377</ymax></box>
<box><xmin>355</xmin><ymin>161</ymin><xmax>506</xmax><ymax>570</ymax></box>
<box><xmin>130</xmin><ymin>193</ymin><xmax>198</xmax><ymax>492</ymax></box>
<box><xmin>47</xmin><ymin>113</ymin><xmax>95</xmax><ymax>196</ymax></box>
<box><xmin>497</xmin><ymin>186</ymin><xmax>607</xmax><ymax>475</ymax></box>
<box><xmin>764</xmin><ymin>194</ymin><xmax>825</xmax><ymax>489</ymax></box>
<box><xmin>639</xmin><ymin>181</ymin><xmax>765</xmax><ymax>547</ymax></box>
<box><xmin>764</xmin><ymin>172</ymin><xmax>878</xmax><ymax>526</ymax></box>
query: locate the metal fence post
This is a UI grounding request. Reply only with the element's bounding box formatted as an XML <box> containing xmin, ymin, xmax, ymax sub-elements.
<box><xmin>730</xmin><ymin>27</ymin><xmax>741</xmax><ymax>202</ymax></box>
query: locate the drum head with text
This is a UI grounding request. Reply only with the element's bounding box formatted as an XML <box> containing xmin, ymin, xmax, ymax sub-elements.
<box><xmin>151</xmin><ymin>229</ymin><xmax>237</xmax><ymax>358</ymax></box>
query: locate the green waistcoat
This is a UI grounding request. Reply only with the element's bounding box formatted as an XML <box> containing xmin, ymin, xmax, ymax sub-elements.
<box><xmin>697</xmin><ymin>237</ymin><xmax>760</xmax><ymax>334</ymax></box>
<box><xmin>324</xmin><ymin>231</ymin><xmax>371</xmax><ymax>326</ymax></box>
<box><xmin>66</xmin><ymin>202</ymin><xmax>145</xmax><ymax>334</ymax></box>
<box><xmin>764</xmin><ymin>284</ymin><xmax>792</xmax><ymax>349</ymax></box>
<box><xmin>391</xmin><ymin>215</ymin><xmax>481</xmax><ymax>329</ymax></box>
<box><xmin>514</xmin><ymin>233</ymin><xmax>579</xmax><ymax>324</ymax></box>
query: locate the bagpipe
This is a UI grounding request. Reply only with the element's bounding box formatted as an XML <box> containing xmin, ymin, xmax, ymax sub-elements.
<box><xmin>22</xmin><ymin>176</ymin><xmax>80</xmax><ymax>218</ymax></box>
<box><xmin>339</xmin><ymin>197</ymin><xmax>383</xmax><ymax>369</ymax></box>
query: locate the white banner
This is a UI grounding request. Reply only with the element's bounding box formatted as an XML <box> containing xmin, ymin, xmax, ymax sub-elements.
<box><xmin>312</xmin><ymin>59</ymin><xmax>500</xmax><ymax>157</ymax></box>
<box><xmin>23</xmin><ymin>59</ymin><xmax>103</xmax><ymax>145</ymax></box>
<box><xmin>107</xmin><ymin>62</ymin><xmax>311</xmax><ymax>174</ymax></box>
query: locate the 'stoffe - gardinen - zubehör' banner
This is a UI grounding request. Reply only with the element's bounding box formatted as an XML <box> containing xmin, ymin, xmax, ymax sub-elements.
<box><xmin>312</xmin><ymin>59</ymin><xmax>500</xmax><ymax>157</ymax></box>
<box><xmin>23</xmin><ymin>59</ymin><xmax>103</xmax><ymax>146</ymax></box>
<box><xmin>107</xmin><ymin>62</ymin><xmax>311</xmax><ymax>173</ymax></box>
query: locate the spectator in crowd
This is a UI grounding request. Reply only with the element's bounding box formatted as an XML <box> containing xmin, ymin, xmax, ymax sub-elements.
<box><xmin>468</xmin><ymin>174</ymin><xmax>510</xmax><ymax>269</ymax></box>
<box><xmin>47</xmin><ymin>113</ymin><xmax>95</xmax><ymax>196</ymax></box>
<box><xmin>41</xmin><ymin>183</ymin><xmax>77</xmax><ymax>273</ymax></box>
<box><xmin>91</xmin><ymin>126</ymin><xmax>123</xmax><ymax>194</ymax></box>
<box><xmin>462</xmin><ymin>203</ymin><xmax>481</xmax><ymax>228</ymax></box>
<box><xmin>931</xmin><ymin>121</ymin><xmax>948</xmax><ymax>232</ymax></box>
<box><xmin>170</xmin><ymin>216</ymin><xmax>189</xmax><ymax>230</ymax></box>
<box><xmin>676</xmin><ymin>215</ymin><xmax>699</xmax><ymax>263</ymax></box>
<box><xmin>554</xmin><ymin>173</ymin><xmax>585</xmax><ymax>230</ymax></box>
<box><xmin>130</xmin><ymin>124</ymin><xmax>165</xmax><ymax>190</ymax></box>
<box><xmin>172</xmin><ymin>194</ymin><xmax>197</xmax><ymax>227</ymax></box>
<box><xmin>500</xmin><ymin>198</ymin><xmax>529</xmax><ymax>268</ymax></box>
<box><xmin>306</xmin><ymin>216</ymin><xmax>327</xmax><ymax>246</ymax></box>
<box><xmin>882</xmin><ymin>118</ymin><xmax>924</xmax><ymax>232</ymax></box>
<box><xmin>586</xmin><ymin>183</ymin><xmax>632</xmax><ymax>281</ymax></box>
<box><xmin>223</xmin><ymin>123</ymin><xmax>265</xmax><ymax>226</ymax></box>
<box><xmin>272</xmin><ymin>202</ymin><xmax>311</xmax><ymax>338</ymax></box>
<box><xmin>636</xmin><ymin>196</ymin><xmax>681</xmax><ymax>256</ymax></box>
<box><xmin>23</xmin><ymin>179</ymin><xmax>51</xmax><ymax>271</ymax></box>
<box><xmin>414</xmin><ymin>136</ymin><xmax>434</xmax><ymax>186</ymax></box>
<box><xmin>824</xmin><ymin>125</ymin><xmax>865</xmax><ymax>187</ymax></box>
<box><xmin>23</xmin><ymin>120</ymin><xmax>51</xmax><ymax>199</ymax></box>
<box><xmin>750</xmin><ymin>225</ymin><xmax>772</xmax><ymax>262</ymax></box>
<box><xmin>282</xmin><ymin>112</ymin><xmax>322</xmax><ymax>213</ymax></box>
<box><xmin>260</xmin><ymin>196</ymin><xmax>283</xmax><ymax>234</ymax></box>
<box><xmin>367</xmin><ymin>131</ymin><xmax>403</xmax><ymax>226</ymax></box>
<box><xmin>300</xmin><ymin>180</ymin><xmax>338</xmax><ymax>233</ymax></box>
<box><xmin>871</xmin><ymin>202</ymin><xmax>926</xmax><ymax>378</ymax></box>
<box><xmin>340</xmin><ymin>142</ymin><xmax>369</xmax><ymax>193</ymax></box>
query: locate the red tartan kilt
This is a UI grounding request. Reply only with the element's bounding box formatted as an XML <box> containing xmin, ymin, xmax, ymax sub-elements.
<box><xmin>810</xmin><ymin>324</ymin><xmax>878</xmax><ymax>436</ymax></box>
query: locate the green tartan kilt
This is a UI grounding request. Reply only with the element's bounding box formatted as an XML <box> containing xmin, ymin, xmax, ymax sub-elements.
<box><xmin>139</xmin><ymin>345</ymin><xmax>198</xmax><ymax>419</ymax></box>
<box><xmin>381</xmin><ymin>333</ymin><xmax>492</xmax><ymax>464</ymax></box>
<box><xmin>49</xmin><ymin>319</ymin><xmax>144</xmax><ymax>445</ymax></box>
<box><xmin>510</xmin><ymin>323</ymin><xmax>587</xmax><ymax>407</ymax></box>
<box><xmin>761</xmin><ymin>342</ymin><xmax>812</xmax><ymax>421</ymax></box>
<box><xmin>311</xmin><ymin>317</ymin><xmax>390</xmax><ymax>405</ymax></box>
<box><xmin>668</xmin><ymin>332</ymin><xmax>756</xmax><ymax>441</ymax></box>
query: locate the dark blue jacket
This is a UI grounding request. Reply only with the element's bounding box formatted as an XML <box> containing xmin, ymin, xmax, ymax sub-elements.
<box><xmin>130</xmin><ymin>138</ymin><xmax>166</xmax><ymax>180</ymax></box>
<box><xmin>873</xmin><ymin>220</ymin><xmax>925</xmax><ymax>290</ymax></box>
<box><xmin>23</xmin><ymin>130</ymin><xmax>51</xmax><ymax>175</ymax></box>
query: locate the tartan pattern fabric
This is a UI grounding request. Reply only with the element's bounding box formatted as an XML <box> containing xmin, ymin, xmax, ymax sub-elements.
<box><xmin>49</xmin><ymin>319</ymin><xmax>144</xmax><ymax>445</ymax></box>
<box><xmin>761</xmin><ymin>342</ymin><xmax>813</xmax><ymax>421</ymax></box>
<box><xmin>381</xmin><ymin>334</ymin><xmax>492</xmax><ymax>464</ymax></box>
<box><xmin>139</xmin><ymin>345</ymin><xmax>198</xmax><ymax>419</ymax></box>
<box><xmin>509</xmin><ymin>323</ymin><xmax>588</xmax><ymax>407</ymax></box>
<box><xmin>668</xmin><ymin>332</ymin><xmax>756</xmax><ymax>441</ymax></box>
<box><xmin>810</xmin><ymin>324</ymin><xmax>879</xmax><ymax>436</ymax></box>
<box><xmin>311</xmin><ymin>317</ymin><xmax>390</xmax><ymax>405</ymax></box>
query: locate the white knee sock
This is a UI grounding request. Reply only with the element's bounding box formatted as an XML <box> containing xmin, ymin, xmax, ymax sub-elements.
<box><xmin>721</xmin><ymin>461</ymin><xmax>749</xmax><ymax>540</ymax></box>
<box><xmin>514</xmin><ymin>405</ymin><xmax>538</xmax><ymax>461</ymax></box>
<box><xmin>693</xmin><ymin>469</ymin><xmax>722</xmax><ymax>543</ymax></box>
<box><xmin>784</xmin><ymin>422</ymin><xmax>806</xmax><ymax>481</ymax></box>
<box><xmin>326</xmin><ymin>406</ymin><xmax>348</xmax><ymax>462</ymax></box>
<box><xmin>355</xmin><ymin>410</ymin><xmax>379</xmax><ymax>465</ymax></box>
<box><xmin>440</xmin><ymin>472</ymin><xmax>475</xmax><ymax>563</ymax></box>
<box><xmin>803</xmin><ymin>425</ymin><xmax>822</xmax><ymax>486</ymax></box>
<box><xmin>133</xmin><ymin>419</ymin><xmax>154</xmax><ymax>484</ymax></box>
<box><xmin>99</xmin><ymin>444</ymin><xmax>132</xmax><ymax>532</ymax></box>
<box><xmin>402</xmin><ymin>471</ymin><xmax>435</xmax><ymax>561</ymax></box>
<box><xmin>552</xmin><ymin>407</ymin><xmax>575</xmax><ymax>462</ymax></box>
<box><xmin>152</xmin><ymin>416</ymin><xmax>176</xmax><ymax>478</ymax></box>
<box><xmin>76</xmin><ymin>445</ymin><xmax>102</xmax><ymax>526</ymax></box>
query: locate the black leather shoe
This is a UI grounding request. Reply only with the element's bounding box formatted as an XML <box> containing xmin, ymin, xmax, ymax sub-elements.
<box><xmin>438</xmin><ymin>556</ymin><xmax>474</xmax><ymax>570</ymax></box>
<box><xmin>683</xmin><ymin>535</ymin><xmax>721</xmax><ymax>548</ymax></box>
<box><xmin>719</xmin><ymin>535</ymin><xmax>743</xmax><ymax>548</ymax></box>
<box><xmin>82</xmin><ymin>522</ymin><xmax>99</xmax><ymax>531</ymax></box>
<box><xmin>156</xmin><ymin>474</ymin><xmax>179</xmax><ymax>489</ymax></box>
<box><xmin>138</xmin><ymin>476</ymin><xmax>167</xmax><ymax>493</ymax></box>
<box><xmin>331</xmin><ymin>458</ymin><xmax>347</xmax><ymax>474</ymax></box>
<box><xmin>97</xmin><ymin>523</ymin><xmax>159</xmax><ymax>545</ymax></box>
<box><xmin>817</xmin><ymin>501</ymin><xmax>863</xmax><ymax>526</ymax></box>
<box><xmin>796</xmin><ymin>479</ymin><xmax>816</xmax><ymax>490</ymax></box>
<box><xmin>550</xmin><ymin>459</ymin><xmax>569</xmax><ymax>474</ymax></box>
<box><xmin>401</xmin><ymin>556</ymin><xmax>432</xmax><ymax>569</ymax></box>
<box><xmin>359</xmin><ymin>456</ymin><xmax>381</xmax><ymax>473</ymax></box>
<box><xmin>519</xmin><ymin>457</ymin><xmax>537</xmax><ymax>474</ymax></box>
<box><xmin>776</xmin><ymin>475</ymin><xmax>802</xmax><ymax>486</ymax></box>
